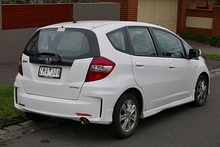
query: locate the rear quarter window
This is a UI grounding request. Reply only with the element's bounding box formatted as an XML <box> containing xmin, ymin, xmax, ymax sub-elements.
<box><xmin>107</xmin><ymin>28</ymin><xmax>129</xmax><ymax>53</ymax></box>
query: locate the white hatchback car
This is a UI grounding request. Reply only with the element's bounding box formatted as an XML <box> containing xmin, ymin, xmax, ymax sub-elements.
<box><xmin>14</xmin><ymin>21</ymin><xmax>210</xmax><ymax>138</ymax></box>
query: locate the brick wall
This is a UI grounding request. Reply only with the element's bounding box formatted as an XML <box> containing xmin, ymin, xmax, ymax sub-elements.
<box><xmin>177</xmin><ymin>0</ymin><xmax>189</xmax><ymax>35</ymax></box>
<box><xmin>2</xmin><ymin>4</ymin><xmax>73</xmax><ymax>30</ymax></box>
<box><xmin>189</xmin><ymin>0</ymin><xmax>219</xmax><ymax>9</ymax></box>
<box><xmin>98</xmin><ymin>0</ymin><xmax>138</xmax><ymax>21</ymax></box>
<box><xmin>212</xmin><ymin>10</ymin><xmax>220</xmax><ymax>36</ymax></box>
<box><xmin>185</xmin><ymin>9</ymin><xmax>214</xmax><ymax>35</ymax></box>
<box><xmin>177</xmin><ymin>0</ymin><xmax>220</xmax><ymax>36</ymax></box>
<box><xmin>187</xmin><ymin>9</ymin><xmax>214</xmax><ymax>17</ymax></box>
<box><xmin>185</xmin><ymin>9</ymin><xmax>220</xmax><ymax>36</ymax></box>
<box><xmin>126</xmin><ymin>0</ymin><xmax>138</xmax><ymax>21</ymax></box>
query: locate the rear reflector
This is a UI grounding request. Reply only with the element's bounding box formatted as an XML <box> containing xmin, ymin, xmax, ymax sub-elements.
<box><xmin>76</xmin><ymin>113</ymin><xmax>92</xmax><ymax>117</ymax></box>
<box><xmin>19</xmin><ymin>103</ymin><xmax>25</xmax><ymax>107</ymax></box>
<box><xmin>85</xmin><ymin>57</ymin><xmax>115</xmax><ymax>82</ymax></box>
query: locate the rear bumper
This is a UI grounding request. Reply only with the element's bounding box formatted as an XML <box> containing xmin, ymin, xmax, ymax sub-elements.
<box><xmin>13</xmin><ymin>74</ymin><xmax>121</xmax><ymax>125</ymax></box>
<box><xmin>14</xmin><ymin>86</ymin><xmax>114</xmax><ymax>125</ymax></box>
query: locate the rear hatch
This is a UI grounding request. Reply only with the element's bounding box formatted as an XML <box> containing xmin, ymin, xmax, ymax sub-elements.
<box><xmin>21</xmin><ymin>27</ymin><xmax>100</xmax><ymax>100</ymax></box>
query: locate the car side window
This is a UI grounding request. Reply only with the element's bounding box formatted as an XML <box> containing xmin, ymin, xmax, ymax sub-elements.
<box><xmin>107</xmin><ymin>29</ymin><xmax>126</xmax><ymax>52</ymax></box>
<box><xmin>152</xmin><ymin>29</ymin><xmax>186</xmax><ymax>58</ymax></box>
<box><xmin>128</xmin><ymin>27</ymin><xmax>157</xmax><ymax>56</ymax></box>
<box><xmin>183</xmin><ymin>41</ymin><xmax>192</xmax><ymax>56</ymax></box>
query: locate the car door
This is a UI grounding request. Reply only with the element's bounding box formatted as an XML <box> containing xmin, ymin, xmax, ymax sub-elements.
<box><xmin>127</xmin><ymin>27</ymin><xmax>168</xmax><ymax>110</ymax></box>
<box><xmin>151</xmin><ymin>28</ymin><xmax>195</xmax><ymax>103</ymax></box>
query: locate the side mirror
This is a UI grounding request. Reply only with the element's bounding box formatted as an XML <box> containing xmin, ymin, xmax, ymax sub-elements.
<box><xmin>189</xmin><ymin>49</ymin><xmax>201</xmax><ymax>59</ymax></box>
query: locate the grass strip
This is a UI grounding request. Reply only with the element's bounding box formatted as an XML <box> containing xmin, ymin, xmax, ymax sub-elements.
<box><xmin>0</xmin><ymin>85</ymin><xmax>23</xmax><ymax>119</ymax></box>
<box><xmin>203</xmin><ymin>54</ymin><xmax>220</xmax><ymax>61</ymax></box>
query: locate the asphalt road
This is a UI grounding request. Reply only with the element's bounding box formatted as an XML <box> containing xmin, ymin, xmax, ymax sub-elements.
<box><xmin>2</xmin><ymin>77</ymin><xmax>220</xmax><ymax>147</ymax></box>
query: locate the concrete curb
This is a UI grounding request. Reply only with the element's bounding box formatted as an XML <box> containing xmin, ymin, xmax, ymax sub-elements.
<box><xmin>210</xmin><ymin>68</ymin><xmax>220</xmax><ymax>79</ymax></box>
<box><xmin>0</xmin><ymin>116</ymin><xmax>27</xmax><ymax>128</ymax></box>
<box><xmin>0</xmin><ymin>119</ymin><xmax>70</xmax><ymax>143</ymax></box>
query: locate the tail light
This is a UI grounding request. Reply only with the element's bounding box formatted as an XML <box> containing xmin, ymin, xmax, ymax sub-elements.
<box><xmin>18</xmin><ymin>55</ymin><xmax>23</xmax><ymax>76</ymax></box>
<box><xmin>85</xmin><ymin>57</ymin><xmax>115</xmax><ymax>82</ymax></box>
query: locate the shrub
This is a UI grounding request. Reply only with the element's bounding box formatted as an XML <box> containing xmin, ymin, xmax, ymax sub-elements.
<box><xmin>180</xmin><ymin>31</ymin><xmax>196</xmax><ymax>40</ymax></box>
<box><xmin>181</xmin><ymin>31</ymin><xmax>220</xmax><ymax>47</ymax></box>
<box><xmin>209</xmin><ymin>36</ymin><xmax>220</xmax><ymax>47</ymax></box>
<box><xmin>194</xmin><ymin>34</ymin><xmax>210</xmax><ymax>44</ymax></box>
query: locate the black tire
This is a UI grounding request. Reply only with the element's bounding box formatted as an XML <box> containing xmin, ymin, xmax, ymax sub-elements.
<box><xmin>194</xmin><ymin>75</ymin><xmax>208</xmax><ymax>106</ymax></box>
<box><xmin>110</xmin><ymin>93</ymin><xmax>140</xmax><ymax>139</ymax></box>
<box><xmin>25</xmin><ymin>112</ymin><xmax>50</xmax><ymax>122</ymax></box>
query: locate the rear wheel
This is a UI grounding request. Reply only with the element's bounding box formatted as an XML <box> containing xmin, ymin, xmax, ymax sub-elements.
<box><xmin>110</xmin><ymin>93</ymin><xmax>139</xmax><ymax>139</ymax></box>
<box><xmin>194</xmin><ymin>75</ymin><xmax>208</xmax><ymax>106</ymax></box>
<box><xmin>25</xmin><ymin>112</ymin><xmax>50</xmax><ymax>122</ymax></box>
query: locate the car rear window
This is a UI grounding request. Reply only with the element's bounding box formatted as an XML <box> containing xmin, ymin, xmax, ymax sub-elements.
<box><xmin>24</xmin><ymin>28</ymin><xmax>100</xmax><ymax>65</ymax></box>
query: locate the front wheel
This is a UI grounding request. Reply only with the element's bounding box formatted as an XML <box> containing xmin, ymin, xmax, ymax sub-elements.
<box><xmin>110</xmin><ymin>93</ymin><xmax>140</xmax><ymax>139</ymax></box>
<box><xmin>194</xmin><ymin>75</ymin><xmax>208</xmax><ymax>106</ymax></box>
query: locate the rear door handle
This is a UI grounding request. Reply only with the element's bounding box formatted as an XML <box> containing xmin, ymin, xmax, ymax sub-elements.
<box><xmin>169</xmin><ymin>64</ymin><xmax>175</xmax><ymax>69</ymax></box>
<box><xmin>135</xmin><ymin>62</ymin><xmax>144</xmax><ymax>67</ymax></box>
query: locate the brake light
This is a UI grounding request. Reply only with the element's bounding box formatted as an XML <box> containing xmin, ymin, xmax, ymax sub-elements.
<box><xmin>18</xmin><ymin>55</ymin><xmax>23</xmax><ymax>76</ymax></box>
<box><xmin>85</xmin><ymin>57</ymin><xmax>115</xmax><ymax>82</ymax></box>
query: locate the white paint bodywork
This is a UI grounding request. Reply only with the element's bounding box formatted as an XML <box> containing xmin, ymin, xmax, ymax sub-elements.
<box><xmin>14</xmin><ymin>21</ymin><xmax>210</xmax><ymax>124</ymax></box>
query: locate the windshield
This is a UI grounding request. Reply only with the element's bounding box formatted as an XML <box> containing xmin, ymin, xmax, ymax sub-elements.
<box><xmin>24</xmin><ymin>28</ymin><xmax>100</xmax><ymax>60</ymax></box>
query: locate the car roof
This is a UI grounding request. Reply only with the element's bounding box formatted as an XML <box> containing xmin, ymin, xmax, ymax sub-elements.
<box><xmin>40</xmin><ymin>20</ymin><xmax>167</xmax><ymax>32</ymax></box>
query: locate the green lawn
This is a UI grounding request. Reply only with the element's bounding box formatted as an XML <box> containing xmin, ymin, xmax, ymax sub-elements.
<box><xmin>0</xmin><ymin>85</ymin><xmax>23</xmax><ymax>119</ymax></box>
<box><xmin>203</xmin><ymin>54</ymin><xmax>220</xmax><ymax>61</ymax></box>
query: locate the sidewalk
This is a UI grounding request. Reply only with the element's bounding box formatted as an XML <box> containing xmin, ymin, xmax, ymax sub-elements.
<box><xmin>186</xmin><ymin>40</ymin><xmax>220</xmax><ymax>54</ymax></box>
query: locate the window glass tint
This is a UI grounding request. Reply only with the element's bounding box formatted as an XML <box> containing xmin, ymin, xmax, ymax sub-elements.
<box><xmin>128</xmin><ymin>28</ymin><xmax>156</xmax><ymax>56</ymax></box>
<box><xmin>153</xmin><ymin>29</ymin><xmax>185</xmax><ymax>58</ymax></box>
<box><xmin>108</xmin><ymin>29</ymin><xmax>126</xmax><ymax>51</ymax></box>
<box><xmin>24</xmin><ymin>28</ymin><xmax>99</xmax><ymax>59</ymax></box>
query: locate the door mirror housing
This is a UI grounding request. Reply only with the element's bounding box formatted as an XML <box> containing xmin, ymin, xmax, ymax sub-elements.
<box><xmin>189</xmin><ymin>49</ymin><xmax>201</xmax><ymax>59</ymax></box>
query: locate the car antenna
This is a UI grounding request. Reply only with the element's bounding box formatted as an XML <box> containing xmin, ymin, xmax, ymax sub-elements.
<box><xmin>69</xmin><ymin>10</ymin><xmax>77</xmax><ymax>23</ymax></box>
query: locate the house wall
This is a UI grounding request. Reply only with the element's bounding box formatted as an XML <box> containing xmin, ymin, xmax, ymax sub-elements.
<box><xmin>137</xmin><ymin>0</ymin><xmax>179</xmax><ymax>33</ymax></box>
<box><xmin>97</xmin><ymin>0</ymin><xmax>220</xmax><ymax>37</ymax></box>
<box><xmin>186</xmin><ymin>16</ymin><xmax>213</xmax><ymax>29</ymax></box>
<box><xmin>189</xmin><ymin>0</ymin><xmax>219</xmax><ymax>9</ymax></box>
<box><xmin>185</xmin><ymin>9</ymin><xmax>214</xmax><ymax>35</ymax></box>
<box><xmin>212</xmin><ymin>9</ymin><xmax>220</xmax><ymax>36</ymax></box>
<box><xmin>177</xmin><ymin>0</ymin><xmax>220</xmax><ymax>36</ymax></box>
<box><xmin>98</xmin><ymin>0</ymin><xmax>138</xmax><ymax>21</ymax></box>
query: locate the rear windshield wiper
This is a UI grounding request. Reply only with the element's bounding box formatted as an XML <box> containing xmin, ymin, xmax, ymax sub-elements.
<box><xmin>35</xmin><ymin>52</ymin><xmax>62</xmax><ymax>62</ymax></box>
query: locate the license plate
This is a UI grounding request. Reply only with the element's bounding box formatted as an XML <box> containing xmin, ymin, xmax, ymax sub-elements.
<box><xmin>38</xmin><ymin>66</ymin><xmax>62</xmax><ymax>79</ymax></box>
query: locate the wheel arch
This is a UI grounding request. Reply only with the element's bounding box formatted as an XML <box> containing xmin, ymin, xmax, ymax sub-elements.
<box><xmin>114</xmin><ymin>88</ymin><xmax>144</xmax><ymax>116</ymax></box>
